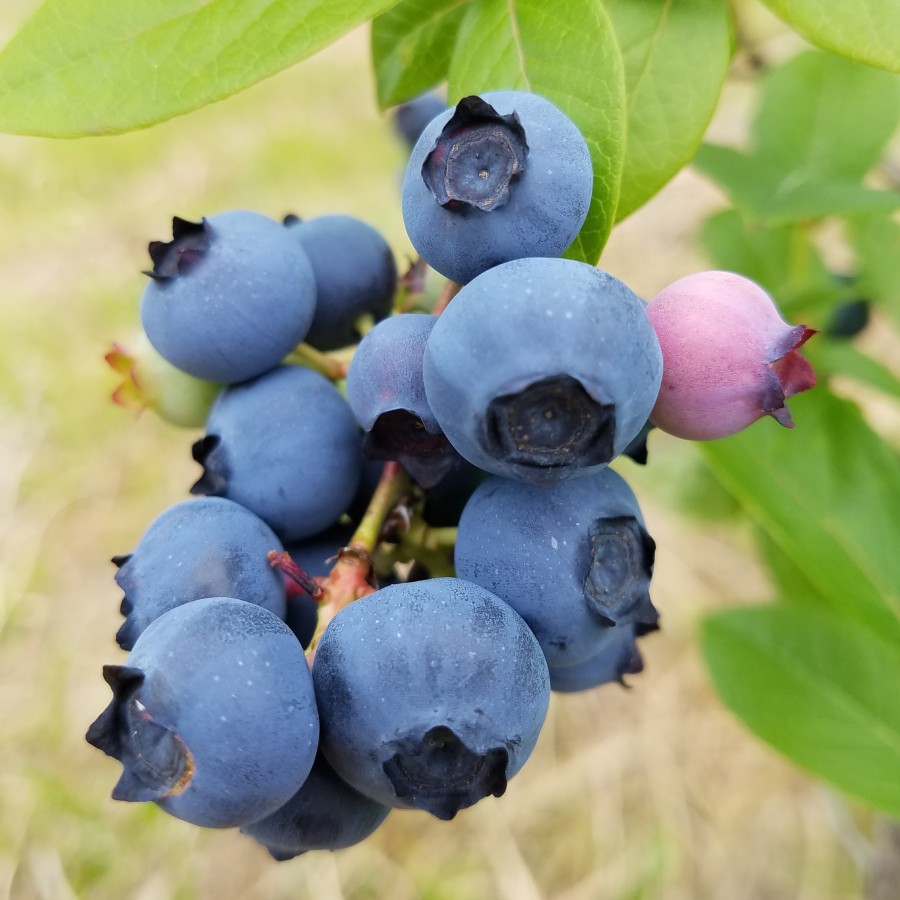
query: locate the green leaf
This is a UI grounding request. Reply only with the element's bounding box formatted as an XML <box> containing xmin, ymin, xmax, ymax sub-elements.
<box><xmin>694</xmin><ymin>51</ymin><xmax>900</xmax><ymax>226</ymax></box>
<box><xmin>372</xmin><ymin>0</ymin><xmax>471</xmax><ymax>108</ymax></box>
<box><xmin>763</xmin><ymin>182</ymin><xmax>900</xmax><ymax>225</ymax></box>
<box><xmin>0</xmin><ymin>0</ymin><xmax>400</xmax><ymax>137</ymax></box>
<box><xmin>807</xmin><ymin>339</ymin><xmax>900</xmax><ymax>400</ymax></box>
<box><xmin>447</xmin><ymin>0</ymin><xmax>626</xmax><ymax>264</ymax></box>
<box><xmin>754</xmin><ymin>51</ymin><xmax>900</xmax><ymax>183</ymax></box>
<box><xmin>698</xmin><ymin>209</ymin><xmax>838</xmax><ymax>315</ymax></box>
<box><xmin>701</xmin><ymin>388</ymin><xmax>900</xmax><ymax>641</ymax></box>
<box><xmin>703</xmin><ymin>604</ymin><xmax>900</xmax><ymax>818</ymax></box>
<box><xmin>850</xmin><ymin>214</ymin><xmax>900</xmax><ymax>325</ymax></box>
<box><xmin>755</xmin><ymin>529</ymin><xmax>822</xmax><ymax>603</ymax></box>
<box><xmin>602</xmin><ymin>0</ymin><xmax>732</xmax><ymax>221</ymax></box>
<box><xmin>694</xmin><ymin>145</ymin><xmax>900</xmax><ymax>224</ymax></box>
<box><xmin>758</xmin><ymin>0</ymin><xmax>900</xmax><ymax>74</ymax></box>
<box><xmin>692</xmin><ymin>144</ymin><xmax>778</xmax><ymax>216</ymax></box>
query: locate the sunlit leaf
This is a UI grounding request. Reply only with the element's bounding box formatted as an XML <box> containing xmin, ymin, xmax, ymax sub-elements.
<box><xmin>603</xmin><ymin>0</ymin><xmax>731</xmax><ymax>221</ymax></box>
<box><xmin>701</xmin><ymin>388</ymin><xmax>900</xmax><ymax>640</ymax></box>
<box><xmin>759</xmin><ymin>0</ymin><xmax>900</xmax><ymax>74</ymax></box>
<box><xmin>0</xmin><ymin>0</ymin><xmax>400</xmax><ymax>137</ymax></box>
<box><xmin>372</xmin><ymin>0</ymin><xmax>470</xmax><ymax>108</ymax></box>
<box><xmin>753</xmin><ymin>51</ymin><xmax>900</xmax><ymax>182</ymax></box>
<box><xmin>447</xmin><ymin>0</ymin><xmax>626</xmax><ymax>263</ymax></box>
<box><xmin>704</xmin><ymin>603</ymin><xmax>900</xmax><ymax>818</ymax></box>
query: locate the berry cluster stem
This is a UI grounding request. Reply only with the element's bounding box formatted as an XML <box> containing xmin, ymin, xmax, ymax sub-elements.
<box><xmin>432</xmin><ymin>280</ymin><xmax>462</xmax><ymax>316</ymax></box>
<box><xmin>306</xmin><ymin>461</ymin><xmax>412</xmax><ymax>662</ymax></box>
<box><xmin>286</xmin><ymin>342</ymin><xmax>350</xmax><ymax>380</ymax></box>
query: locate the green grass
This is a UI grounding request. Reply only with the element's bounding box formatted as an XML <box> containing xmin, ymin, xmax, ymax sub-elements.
<box><xmin>0</xmin><ymin>19</ymin><xmax>870</xmax><ymax>900</ymax></box>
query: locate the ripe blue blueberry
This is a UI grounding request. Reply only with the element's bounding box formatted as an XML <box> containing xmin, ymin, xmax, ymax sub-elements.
<box><xmin>393</xmin><ymin>92</ymin><xmax>448</xmax><ymax>150</ymax></box>
<box><xmin>454</xmin><ymin>469</ymin><xmax>658</xmax><ymax>667</ymax></box>
<box><xmin>402</xmin><ymin>91</ymin><xmax>593</xmax><ymax>284</ymax></box>
<box><xmin>191</xmin><ymin>365</ymin><xmax>362</xmax><ymax>543</ymax></box>
<box><xmin>240</xmin><ymin>751</ymin><xmax>390</xmax><ymax>859</ymax></box>
<box><xmin>345</xmin><ymin>312</ymin><xmax>459</xmax><ymax>487</ymax></box>
<box><xmin>86</xmin><ymin>597</ymin><xmax>319</xmax><ymax>828</ymax></box>
<box><xmin>423</xmin><ymin>257</ymin><xmax>663</xmax><ymax>484</ymax></box>
<box><xmin>547</xmin><ymin>624</ymin><xmax>650</xmax><ymax>693</ymax></box>
<box><xmin>140</xmin><ymin>210</ymin><xmax>317</xmax><ymax>383</ymax></box>
<box><xmin>112</xmin><ymin>496</ymin><xmax>287</xmax><ymax>650</ymax></box>
<box><xmin>285</xmin><ymin>214</ymin><xmax>397</xmax><ymax>350</ymax></box>
<box><xmin>312</xmin><ymin>577</ymin><xmax>550</xmax><ymax>820</ymax></box>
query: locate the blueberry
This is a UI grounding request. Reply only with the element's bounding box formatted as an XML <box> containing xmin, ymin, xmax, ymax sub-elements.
<box><xmin>312</xmin><ymin>577</ymin><xmax>550</xmax><ymax>820</ymax></box>
<box><xmin>423</xmin><ymin>257</ymin><xmax>663</xmax><ymax>483</ymax></box>
<box><xmin>86</xmin><ymin>597</ymin><xmax>319</xmax><ymax>828</ymax></box>
<box><xmin>647</xmin><ymin>271</ymin><xmax>816</xmax><ymax>439</ymax></box>
<box><xmin>454</xmin><ymin>469</ymin><xmax>658</xmax><ymax>667</ymax></box>
<box><xmin>240</xmin><ymin>751</ymin><xmax>390</xmax><ymax>859</ymax></box>
<box><xmin>547</xmin><ymin>624</ymin><xmax>651</xmax><ymax>693</ymax></box>
<box><xmin>621</xmin><ymin>420</ymin><xmax>656</xmax><ymax>466</ymax></box>
<box><xmin>140</xmin><ymin>210</ymin><xmax>317</xmax><ymax>383</ymax></box>
<box><xmin>112</xmin><ymin>496</ymin><xmax>287</xmax><ymax>650</ymax></box>
<box><xmin>826</xmin><ymin>298</ymin><xmax>870</xmax><ymax>339</ymax></box>
<box><xmin>285</xmin><ymin>214</ymin><xmax>398</xmax><ymax>350</ymax></box>
<box><xmin>401</xmin><ymin>91</ymin><xmax>593</xmax><ymax>284</ymax></box>
<box><xmin>392</xmin><ymin>92</ymin><xmax>448</xmax><ymax>150</ymax></box>
<box><xmin>191</xmin><ymin>365</ymin><xmax>362</xmax><ymax>542</ymax></box>
<box><xmin>345</xmin><ymin>313</ymin><xmax>459</xmax><ymax>487</ymax></box>
<box><xmin>420</xmin><ymin>457</ymin><xmax>488</xmax><ymax>527</ymax></box>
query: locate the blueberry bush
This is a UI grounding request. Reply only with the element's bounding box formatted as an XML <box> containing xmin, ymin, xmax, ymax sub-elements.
<box><xmin>0</xmin><ymin>0</ymin><xmax>898</xmax><ymax>895</ymax></box>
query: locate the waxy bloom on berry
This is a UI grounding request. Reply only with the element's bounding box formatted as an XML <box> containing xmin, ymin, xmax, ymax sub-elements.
<box><xmin>647</xmin><ymin>271</ymin><xmax>816</xmax><ymax>440</ymax></box>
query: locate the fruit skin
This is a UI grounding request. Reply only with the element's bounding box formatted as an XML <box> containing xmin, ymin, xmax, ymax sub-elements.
<box><xmin>401</xmin><ymin>91</ymin><xmax>593</xmax><ymax>285</ymax></box>
<box><xmin>86</xmin><ymin>597</ymin><xmax>319</xmax><ymax>829</ymax></box>
<box><xmin>547</xmin><ymin>624</ymin><xmax>648</xmax><ymax>693</ymax></box>
<box><xmin>423</xmin><ymin>257</ymin><xmax>663</xmax><ymax>484</ymax></box>
<box><xmin>393</xmin><ymin>92</ymin><xmax>448</xmax><ymax>150</ymax></box>
<box><xmin>240</xmin><ymin>751</ymin><xmax>390</xmax><ymax>859</ymax></box>
<box><xmin>454</xmin><ymin>469</ymin><xmax>658</xmax><ymax>668</ymax></box>
<box><xmin>140</xmin><ymin>210</ymin><xmax>317</xmax><ymax>384</ymax></box>
<box><xmin>191</xmin><ymin>364</ymin><xmax>362</xmax><ymax>543</ymax></box>
<box><xmin>312</xmin><ymin>577</ymin><xmax>550</xmax><ymax>820</ymax></box>
<box><xmin>286</xmin><ymin>214</ymin><xmax>397</xmax><ymax>350</ymax></box>
<box><xmin>647</xmin><ymin>271</ymin><xmax>816</xmax><ymax>440</ymax></box>
<box><xmin>113</xmin><ymin>496</ymin><xmax>287</xmax><ymax>651</ymax></box>
<box><xmin>345</xmin><ymin>312</ymin><xmax>459</xmax><ymax>487</ymax></box>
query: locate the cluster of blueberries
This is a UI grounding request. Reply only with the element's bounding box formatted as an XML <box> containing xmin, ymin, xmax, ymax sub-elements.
<box><xmin>87</xmin><ymin>89</ymin><xmax>814</xmax><ymax>859</ymax></box>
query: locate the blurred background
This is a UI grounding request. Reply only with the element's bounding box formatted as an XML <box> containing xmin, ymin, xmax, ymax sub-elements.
<box><xmin>0</xmin><ymin>2</ymin><xmax>892</xmax><ymax>898</ymax></box>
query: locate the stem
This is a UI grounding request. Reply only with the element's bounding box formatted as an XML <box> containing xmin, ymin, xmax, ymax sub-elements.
<box><xmin>432</xmin><ymin>280</ymin><xmax>462</xmax><ymax>316</ymax></box>
<box><xmin>305</xmin><ymin>462</ymin><xmax>413</xmax><ymax>661</ymax></box>
<box><xmin>268</xmin><ymin>550</ymin><xmax>323</xmax><ymax>599</ymax></box>
<box><xmin>353</xmin><ymin>312</ymin><xmax>376</xmax><ymax>338</ymax></box>
<box><xmin>285</xmin><ymin>342</ymin><xmax>349</xmax><ymax>380</ymax></box>
<box><xmin>394</xmin><ymin>256</ymin><xmax>428</xmax><ymax>313</ymax></box>
<box><xmin>397</xmin><ymin>519</ymin><xmax>457</xmax><ymax>578</ymax></box>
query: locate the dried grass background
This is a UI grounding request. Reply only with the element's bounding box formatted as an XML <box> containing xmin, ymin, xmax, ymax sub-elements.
<box><xmin>0</xmin><ymin>5</ymin><xmax>885</xmax><ymax>899</ymax></box>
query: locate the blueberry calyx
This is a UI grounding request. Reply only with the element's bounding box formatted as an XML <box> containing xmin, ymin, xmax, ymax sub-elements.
<box><xmin>582</xmin><ymin>516</ymin><xmax>658</xmax><ymax>627</ymax></box>
<box><xmin>145</xmin><ymin>217</ymin><xmax>210</xmax><ymax>280</ymax></box>
<box><xmin>484</xmin><ymin>374</ymin><xmax>615</xmax><ymax>469</ymax></box>
<box><xmin>190</xmin><ymin>434</ymin><xmax>228</xmax><ymax>496</ymax></box>
<box><xmin>85</xmin><ymin>665</ymin><xmax>195</xmax><ymax>802</ymax></box>
<box><xmin>363</xmin><ymin>409</ymin><xmax>459</xmax><ymax>488</ymax></box>
<box><xmin>382</xmin><ymin>725</ymin><xmax>508</xmax><ymax>820</ymax></box>
<box><xmin>422</xmin><ymin>96</ymin><xmax>528</xmax><ymax>212</ymax></box>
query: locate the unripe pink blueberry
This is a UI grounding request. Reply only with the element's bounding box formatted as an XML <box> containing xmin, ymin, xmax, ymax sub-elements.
<box><xmin>647</xmin><ymin>271</ymin><xmax>816</xmax><ymax>440</ymax></box>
